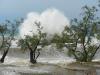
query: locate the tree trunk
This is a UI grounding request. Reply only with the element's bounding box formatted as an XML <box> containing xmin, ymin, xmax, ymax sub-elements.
<box><xmin>30</xmin><ymin>50</ymin><xmax>37</xmax><ymax>64</ymax></box>
<box><xmin>26</xmin><ymin>40</ymin><xmax>40</xmax><ymax>64</ymax></box>
<box><xmin>0</xmin><ymin>50</ymin><xmax>9</xmax><ymax>63</ymax></box>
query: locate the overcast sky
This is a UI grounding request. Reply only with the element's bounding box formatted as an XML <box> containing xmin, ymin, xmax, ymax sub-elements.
<box><xmin>0</xmin><ymin>0</ymin><xmax>98</xmax><ymax>22</ymax></box>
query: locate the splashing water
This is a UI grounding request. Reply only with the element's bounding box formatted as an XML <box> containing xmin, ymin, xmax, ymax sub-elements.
<box><xmin>19</xmin><ymin>8</ymin><xmax>70</xmax><ymax>38</ymax></box>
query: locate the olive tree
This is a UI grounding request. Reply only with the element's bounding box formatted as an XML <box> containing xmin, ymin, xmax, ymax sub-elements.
<box><xmin>0</xmin><ymin>20</ymin><xmax>21</xmax><ymax>63</ymax></box>
<box><xmin>52</xmin><ymin>6</ymin><xmax>100</xmax><ymax>62</ymax></box>
<box><xmin>18</xmin><ymin>22</ymin><xmax>49</xmax><ymax>64</ymax></box>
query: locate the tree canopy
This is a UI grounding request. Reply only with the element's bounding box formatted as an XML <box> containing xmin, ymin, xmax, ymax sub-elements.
<box><xmin>51</xmin><ymin>6</ymin><xmax>100</xmax><ymax>62</ymax></box>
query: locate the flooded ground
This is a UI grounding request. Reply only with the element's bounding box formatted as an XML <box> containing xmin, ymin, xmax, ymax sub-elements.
<box><xmin>0</xmin><ymin>58</ymin><xmax>100</xmax><ymax>75</ymax></box>
<box><xmin>0</xmin><ymin>63</ymin><xmax>67</xmax><ymax>75</ymax></box>
<box><xmin>0</xmin><ymin>63</ymin><xmax>99</xmax><ymax>75</ymax></box>
<box><xmin>0</xmin><ymin>49</ymin><xmax>100</xmax><ymax>75</ymax></box>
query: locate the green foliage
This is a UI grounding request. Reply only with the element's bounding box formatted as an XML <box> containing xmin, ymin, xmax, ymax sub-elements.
<box><xmin>51</xmin><ymin>26</ymin><xmax>73</xmax><ymax>49</ymax></box>
<box><xmin>71</xmin><ymin>6</ymin><xmax>100</xmax><ymax>62</ymax></box>
<box><xmin>18</xmin><ymin>21</ymin><xmax>49</xmax><ymax>52</ymax></box>
<box><xmin>51</xmin><ymin>5</ymin><xmax>100</xmax><ymax>62</ymax></box>
<box><xmin>0</xmin><ymin>20</ymin><xmax>21</xmax><ymax>49</ymax></box>
<box><xmin>69</xmin><ymin>6</ymin><xmax>100</xmax><ymax>62</ymax></box>
<box><xmin>18</xmin><ymin>21</ymin><xmax>50</xmax><ymax>63</ymax></box>
<box><xmin>0</xmin><ymin>19</ymin><xmax>22</xmax><ymax>63</ymax></box>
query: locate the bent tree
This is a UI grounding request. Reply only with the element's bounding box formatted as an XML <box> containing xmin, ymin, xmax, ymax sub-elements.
<box><xmin>0</xmin><ymin>20</ymin><xmax>20</xmax><ymax>63</ymax></box>
<box><xmin>52</xmin><ymin>6</ymin><xmax>100</xmax><ymax>62</ymax></box>
<box><xmin>18</xmin><ymin>22</ymin><xmax>49</xmax><ymax>64</ymax></box>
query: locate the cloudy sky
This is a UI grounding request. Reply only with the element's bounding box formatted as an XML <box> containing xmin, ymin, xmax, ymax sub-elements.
<box><xmin>0</xmin><ymin>0</ymin><xmax>98</xmax><ymax>22</ymax></box>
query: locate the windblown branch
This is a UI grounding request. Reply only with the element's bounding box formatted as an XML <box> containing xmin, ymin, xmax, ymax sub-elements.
<box><xmin>91</xmin><ymin>44</ymin><xmax>100</xmax><ymax>59</ymax></box>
